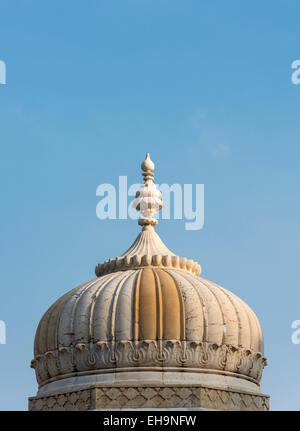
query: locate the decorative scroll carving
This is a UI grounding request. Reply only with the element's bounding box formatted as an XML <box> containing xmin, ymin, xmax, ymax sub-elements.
<box><xmin>31</xmin><ymin>340</ymin><xmax>267</xmax><ymax>387</ymax></box>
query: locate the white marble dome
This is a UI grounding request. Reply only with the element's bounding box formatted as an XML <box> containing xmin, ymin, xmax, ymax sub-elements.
<box><xmin>30</xmin><ymin>154</ymin><xmax>268</xmax><ymax>409</ymax></box>
<box><xmin>32</xmin><ymin>227</ymin><xmax>266</xmax><ymax>398</ymax></box>
<box><xmin>33</xmin><ymin>258</ymin><xmax>265</xmax><ymax>377</ymax></box>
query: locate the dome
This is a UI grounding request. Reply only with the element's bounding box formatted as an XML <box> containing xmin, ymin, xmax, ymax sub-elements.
<box><xmin>29</xmin><ymin>153</ymin><xmax>268</xmax><ymax>411</ymax></box>
<box><xmin>33</xmin><ymin>265</ymin><xmax>265</xmax><ymax>385</ymax></box>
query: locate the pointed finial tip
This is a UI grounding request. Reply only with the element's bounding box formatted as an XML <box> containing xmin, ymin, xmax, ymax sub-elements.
<box><xmin>141</xmin><ymin>152</ymin><xmax>155</xmax><ymax>172</ymax></box>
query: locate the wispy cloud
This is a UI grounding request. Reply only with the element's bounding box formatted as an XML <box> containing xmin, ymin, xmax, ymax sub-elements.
<box><xmin>210</xmin><ymin>143</ymin><xmax>230</xmax><ymax>158</ymax></box>
<box><xmin>191</xmin><ymin>110</ymin><xmax>207</xmax><ymax>129</ymax></box>
<box><xmin>189</xmin><ymin>110</ymin><xmax>231</xmax><ymax>158</ymax></box>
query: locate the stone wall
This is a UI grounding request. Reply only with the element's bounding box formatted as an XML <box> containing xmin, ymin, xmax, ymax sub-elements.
<box><xmin>29</xmin><ymin>385</ymin><xmax>269</xmax><ymax>411</ymax></box>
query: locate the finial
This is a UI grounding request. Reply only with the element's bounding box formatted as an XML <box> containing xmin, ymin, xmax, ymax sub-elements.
<box><xmin>132</xmin><ymin>153</ymin><xmax>163</xmax><ymax>227</ymax></box>
<box><xmin>141</xmin><ymin>153</ymin><xmax>155</xmax><ymax>173</ymax></box>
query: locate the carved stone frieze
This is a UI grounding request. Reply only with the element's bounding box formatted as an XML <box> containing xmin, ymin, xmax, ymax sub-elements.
<box><xmin>31</xmin><ymin>340</ymin><xmax>267</xmax><ymax>387</ymax></box>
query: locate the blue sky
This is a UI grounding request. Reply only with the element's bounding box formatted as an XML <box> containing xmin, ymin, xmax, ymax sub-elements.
<box><xmin>0</xmin><ymin>0</ymin><xmax>300</xmax><ymax>410</ymax></box>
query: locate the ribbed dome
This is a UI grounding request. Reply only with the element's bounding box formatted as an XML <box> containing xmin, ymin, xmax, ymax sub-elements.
<box><xmin>30</xmin><ymin>153</ymin><xmax>267</xmax><ymax>406</ymax></box>
<box><xmin>35</xmin><ymin>269</ymin><xmax>264</xmax><ymax>356</ymax></box>
<box><xmin>32</xmin><ymin>265</ymin><xmax>266</xmax><ymax>388</ymax></box>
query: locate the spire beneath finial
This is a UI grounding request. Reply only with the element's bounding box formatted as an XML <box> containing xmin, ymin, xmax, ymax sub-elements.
<box><xmin>133</xmin><ymin>153</ymin><xmax>163</xmax><ymax>227</ymax></box>
<box><xmin>95</xmin><ymin>153</ymin><xmax>202</xmax><ymax>277</ymax></box>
